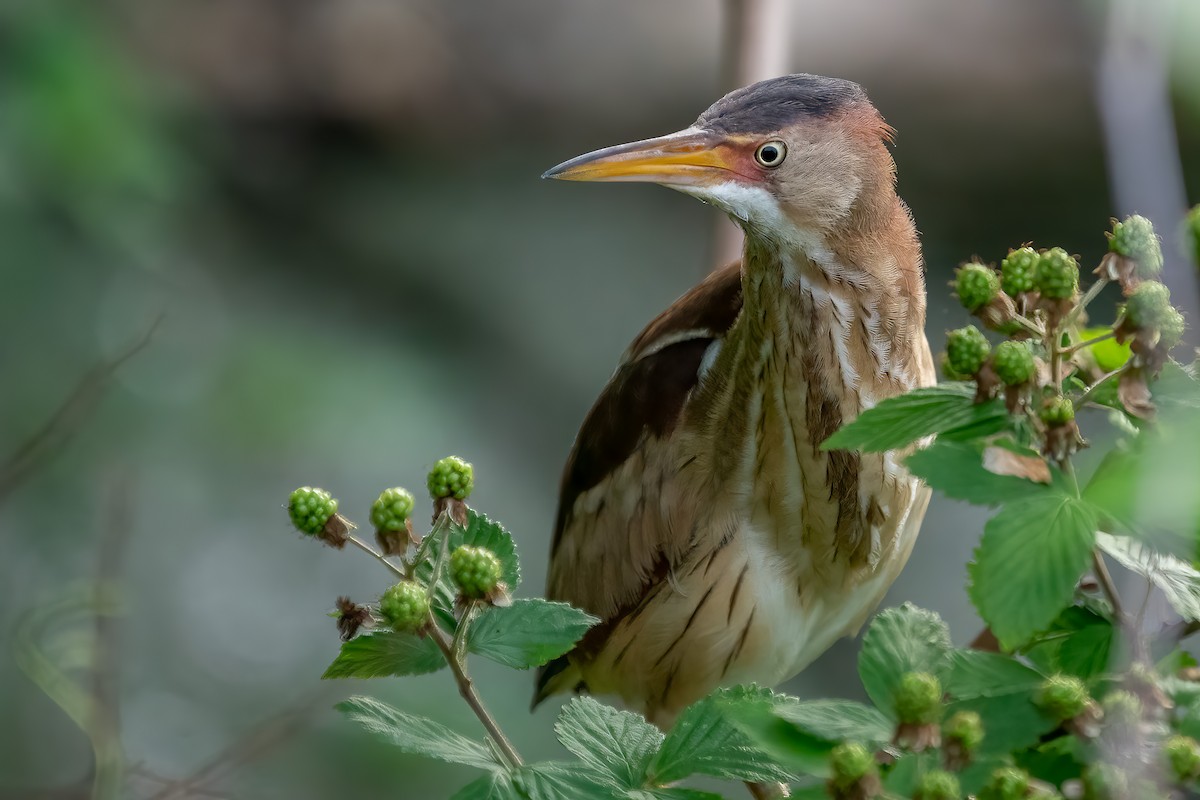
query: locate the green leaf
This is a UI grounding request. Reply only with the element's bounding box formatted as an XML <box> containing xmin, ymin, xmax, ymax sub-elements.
<box><xmin>968</xmin><ymin>494</ymin><xmax>1098</xmax><ymax>650</ymax></box>
<box><xmin>1022</xmin><ymin>607</ymin><xmax>1114</xmax><ymax>680</ymax></box>
<box><xmin>648</xmin><ymin>686</ymin><xmax>791</xmax><ymax>785</ymax></box>
<box><xmin>1097</xmin><ymin>533</ymin><xmax>1200</xmax><ymax>620</ymax></box>
<box><xmin>336</xmin><ymin>696</ymin><xmax>498</xmax><ymax>770</ymax></box>
<box><xmin>554</xmin><ymin>697</ymin><xmax>663</xmax><ymax>788</ymax></box>
<box><xmin>772</xmin><ymin>699</ymin><xmax>893</xmax><ymax>745</ymax></box>
<box><xmin>905</xmin><ymin>440</ymin><xmax>1052</xmax><ymax>506</ymax></box>
<box><xmin>857</xmin><ymin>603</ymin><xmax>953</xmax><ymax>715</ymax></box>
<box><xmin>514</xmin><ymin>762</ymin><xmax>624</xmax><ymax>800</ymax></box>
<box><xmin>822</xmin><ymin>384</ymin><xmax>1009</xmax><ymax>453</ymax></box>
<box><xmin>943</xmin><ymin>650</ymin><xmax>1057</xmax><ymax>755</ymax></box>
<box><xmin>416</xmin><ymin>509</ymin><xmax>523</xmax><ymax>626</ymax></box>
<box><xmin>321</xmin><ymin>630</ymin><xmax>446</xmax><ymax>679</ymax></box>
<box><xmin>451</xmin><ymin>772</ymin><xmax>524</xmax><ymax>800</ymax></box>
<box><xmin>631</xmin><ymin>789</ymin><xmax>724</xmax><ymax>800</ymax></box>
<box><xmin>468</xmin><ymin>599</ymin><xmax>597</xmax><ymax>670</ymax></box>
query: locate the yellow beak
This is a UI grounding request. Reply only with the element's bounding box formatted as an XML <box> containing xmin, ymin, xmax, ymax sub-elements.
<box><xmin>542</xmin><ymin>127</ymin><xmax>747</xmax><ymax>186</ymax></box>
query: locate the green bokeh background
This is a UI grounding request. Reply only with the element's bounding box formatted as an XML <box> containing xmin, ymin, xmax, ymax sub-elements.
<box><xmin>2</xmin><ymin>1</ymin><xmax>1198</xmax><ymax>797</ymax></box>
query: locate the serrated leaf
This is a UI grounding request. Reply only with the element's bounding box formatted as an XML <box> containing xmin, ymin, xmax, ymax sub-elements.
<box><xmin>857</xmin><ymin>603</ymin><xmax>952</xmax><ymax>715</ymax></box>
<box><xmin>905</xmin><ymin>440</ymin><xmax>1052</xmax><ymax>506</ymax></box>
<box><xmin>773</xmin><ymin>699</ymin><xmax>893</xmax><ymax>744</ymax></box>
<box><xmin>451</xmin><ymin>771</ymin><xmax>523</xmax><ymax>800</ymax></box>
<box><xmin>968</xmin><ymin>494</ymin><xmax>1098</xmax><ymax>650</ymax></box>
<box><xmin>554</xmin><ymin>697</ymin><xmax>663</xmax><ymax>788</ymax></box>
<box><xmin>336</xmin><ymin>696</ymin><xmax>498</xmax><ymax>771</ymax></box>
<box><xmin>514</xmin><ymin>762</ymin><xmax>624</xmax><ymax>800</ymax></box>
<box><xmin>468</xmin><ymin>599</ymin><xmax>597</xmax><ymax>670</ymax></box>
<box><xmin>648</xmin><ymin>686</ymin><xmax>791</xmax><ymax>785</ymax></box>
<box><xmin>943</xmin><ymin>650</ymin><xmax>1057</xmax><ymax>755</ymax></box>
<box><xmin>1022</xmin><ymin>607</ymin><xmax>1114</xmax><ymax>680</ymax></box>
<box><xmin>822</xmin><ymin>384</ymin><xmax>1009</xmax><ymax>453</ymax></box>
<box><xmin>1097</xmin><ymin>533</ymin><xmax>1200</xmax><ymax>620</ymax></box>
<box><xmin>631</xmin><ymin>789</ymin><xmax>724</xmax><ymax>800</ymax></box>
<box><xmin>415</xmin><ymin>509</ymin><xmax>522</xmax><ymax>626</ymax></box>
<box><xmin>321</xmin><ymin>630</ymin><xmax>446</xmax><ymax>679</ymax></box>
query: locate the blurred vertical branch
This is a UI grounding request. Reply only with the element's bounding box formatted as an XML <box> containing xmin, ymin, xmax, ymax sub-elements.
<box><xmin>1095</xmin><ymin>0</ymin><xmax>1199</xmax><ymax>340</ymax></box>
<box><xmin>711</xmin><ymin>0</ymin><xmax>791</xmax><ymax>269</ymax></box>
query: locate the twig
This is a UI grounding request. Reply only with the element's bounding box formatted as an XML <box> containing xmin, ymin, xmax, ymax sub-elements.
<box><xmin>1092</xmin><ymin>550</ymin><xmax>1126</xmax><ymax>623</ymax></box>
<box><xmin>344</xmin><ymin>534</ymin><xmax>407</xmax><ymax>581</ymax></box>
<box><xmin>1064</xmin><ymin>330</ymin><xmax>1116</xmax><ymax>355</ymax></box>
<box><xmin>1060</xmin><ymin>277</ymin><xmax>1108</xmax><ymax>332</ymax></box>
<box><xmin>1074</xmin><ymin>362</ymin><xmax>1133</xmax><ymax>409</ymax></box>
<box><xmin>0</xmin><ymin>314</ymin><xmax>163</xmax><ymax>505</ymax></box>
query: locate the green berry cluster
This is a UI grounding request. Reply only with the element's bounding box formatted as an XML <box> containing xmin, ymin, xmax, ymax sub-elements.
<box><xmin>894</xmin><ymin>671</ymin><xmax>943</xmax><ymax>725</ymax></box>
<box><xmin>379</xmin><ymin>580</ymin><xmax>431</xmax><ymax>633</ymax></box>
<box><xmin>945</xmin><ymin>325</ymin><xmax>991</xmax><ymax>377</ymax></box>
<box><xmin>289</xmin><ymin>487</ymin><xmax>338</xmax><ymax>536</ymax></box>
<box><xmin>1035</xmin><ymin>675</ymin><xmax>1090</xmax><ymax>721</ymax></box>
<box><xmin>1099</xmin><ymin>689</ymin><xmax>1142</xmax><ymax>730</ymax></box>
<box><xmin>370</xmin><ymin>487</ymin><xmax>415</xmax><ymax>532</ymax></box>
<box><xmin>827</xmin><ymin>741</ymin><xmax>876</xmax><ymax>791</ymax></box>
<box><xmin>1034</xmin><ymin>247</ymin><xmax>1079</xmax><ymax>300</ymax></box>
<box><xmin>449</xmin><ymin>545</ymin><xmax>502</xmax><ymax>599</ymax></box>
<box><xmin>1165</xmin><ymin>735</ymin><xmax>1200</xmax><ymax>782</ymax></box>
<box><xmin>992</xmin><ymin>340</ymin><xmax>1036</xmax><ymax>386</ymax></box>
<box><xmin>1000</xmin><ymin>247</ymin><xmax>1038</xmax><ymax>296</ymax></box>
<box><xmin>954</xmin><ymin>261</ymin><xmax>1000</xmax><ymax>312</ymax></box>
<box><xmin>428</xmin><ymin>456</ymin><xmax>475</xmax><ymax>500</ymax></box>
<box><xmin>914</xmin><ymin>770</ymin><xmax>960</xmax><ymax>800</ymax></box>
<box><xmin>979</xmin><ymin>767</ymin><xmax>1031</xmax><ymax>800</ymax></box>
<box><xmin>1039</xmin><ymin>396</ymin><xmax>1075</xmax><ymax>428</ymax></box>
<box><xmin>1109</xmin><ymin>214</ymin><xmax>1163</xmax><ymax>278</ymax></box>
<box><xmin>943</xmin><ymin>710</ymin><xmax>984</xmax><ymax>753</ymax></box>
<box><xmin>1122</xmin><ymin>281</ymin><xmax>1173</xmax><ymax>330</ymax></box>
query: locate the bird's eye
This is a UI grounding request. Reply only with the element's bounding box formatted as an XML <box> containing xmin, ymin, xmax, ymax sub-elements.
<box><xmin>754</xmin><ymin>140</ymin><xmax>787</xmax><ymax>168</ymax></box>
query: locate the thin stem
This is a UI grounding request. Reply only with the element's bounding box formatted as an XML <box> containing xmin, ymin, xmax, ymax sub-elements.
<box><xmin>1062</xmin><ymin>277</ymin><xmax>1109</xmax><ymax>331</ymax></box>
<box><xmin>1010</xmin><ymin>313</ymin><xmax>1046</xmax><ymax>338</ymax></box>
<box><xmin>1064</xmin><ymin>330</ymin><xmax>1117</xmax><ymax>355</ymax></box>
<box><xmin>428</xmin><ymin>621</ymin><xmax>523</xmax><ymax>768</ymax></box>
<box><xmin>344</xmin><ymin>535</ymin><xmax>407</xmax><ymax>581</ymax></box>
<box><xmin>1092</xmin><ymin>550</ymin><xmax>1126</xmax><ymax>623</ymax></box>
<box><xmin>1074</xmin><ymin>362</ymin><xmax>1133</xmax><ymax>409</ymax></box>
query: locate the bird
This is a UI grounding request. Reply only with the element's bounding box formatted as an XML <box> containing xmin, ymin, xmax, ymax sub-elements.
<box><xmin>534</xmin><ymin>74</ymin><xmax>935</xmax><ymax>744</ymax></box>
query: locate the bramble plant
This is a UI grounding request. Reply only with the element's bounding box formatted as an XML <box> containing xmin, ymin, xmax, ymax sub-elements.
<box><xmin>287</xmin><ymin>211</ymin><xmax>1200</xmax><ymax>799</ymax></box>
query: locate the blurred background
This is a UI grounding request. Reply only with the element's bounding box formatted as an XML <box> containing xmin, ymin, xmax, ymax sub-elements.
<box><xmin>2</xmin><ymin>0</ymin><xmax>1199</xmax><ymax>797</ymax></box>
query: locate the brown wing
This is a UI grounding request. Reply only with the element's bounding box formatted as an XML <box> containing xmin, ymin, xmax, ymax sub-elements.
<box><xmin>534</xmin><ymin>261</ymin><xmax>743</xmax><ymax>705</ymax></box>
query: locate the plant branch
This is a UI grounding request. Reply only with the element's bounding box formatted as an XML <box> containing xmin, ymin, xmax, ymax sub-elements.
<box><xmin>344</xmin><ymin>535</ymin><xmax>407</xmax><ymax>581</ymax></box>
<box><xmin>427</xmin><ymin>619</ymin><xmax>523</xmax><ymax>768</ymax></box>
<box><xmin>1092</xmin><ymin>549</ymin><xmax>1126</xmax><ymax>624</ymax></box>
<box><xmin>1010</xmin><ymin>313</ymin><xmax>1046</xmax><ymax>338</ymax></box>
<box><xmin>1074</xmin><ymin>362</ymin><xmax>1133</xmax><ymax>409</ymax></box>
<box><xmin>1061</xmin><ymin>277</ymin><xmax>1109</xmax><ymax>332</ymax></box>
<box><xmin>1064</xmin><ymin>330</ymin><xmax>1116</xmax><ymax>355</ymax></box>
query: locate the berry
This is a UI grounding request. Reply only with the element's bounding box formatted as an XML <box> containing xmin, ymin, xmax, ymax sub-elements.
<box><xmin>1039</xmin><ymin>396</ymin><xmax>1075</xmax><ymax>428</ymax></box>
<box><xmin>449</xmin><ymin>545</ymin><xmax>502</xmax><ymax>599</ymax></box>
<box><xmin>992</xmin><ymin>341</ymin><xmax>1036</xmax><ymax>386</ymax></box>
<box><xmin>1100</xmin><ymin>689</ymin><xmax>1142</xmax><ymax>730</ymax></box>
<box><xmin>940</xmin><ymin>352</ymin><xmax>971</xmax><ymax>382</ymax></box>
<box><xmin>955</xmin><ymin>261</ymin><xmax>1000</xmax><ymax>312</ymax></box>
<box><xmin>1001</xmin><ymin>247</ymin><xmax>1039</xmax><ymax>296</ymax></box>
<box><xmin>828</xmin><ymin>742</ymin><xmax>876</xmax><ymax>790</ymax></box>
<box><xmin>1161</xmin><ymin>307</ymin><xmax>1186</xmax><ymax>349</ymax></box>
<box><xmin>945</xmin><ymin>326</ymin><xmax>991</xmax><ymax>377</ymax></box>
<box><xmin>1035</xmin><ymin>248</ymin><xmax>1080</xmax><ymax>300</ymax></box>
<box><xmin>914</xmin><ymin>769</ymin><xmax>960</xmax><ymax>800</ymax></box>
<box><xmin>1109</xmin><ymin>214</ymin><xmax>1163</xmax><ymax>279</ymax></box>
<box><xmin>1164</xmin><ymin>735</ymin><xmax>1200</xmax><ymax>782</ymax></box>
<box><xmin>1122</xmin><ymin>281</ymin><xmax>1173</xmax><ymax>330</ymax></box>
<box><xmin>288</xmin><ymin>487</ymin><xmax>338</xmax><ymax>536</ymax></box>
<box><xmin>894</xmin><ymin>671</ymin><xmax>942</xmax><ymax>725</ymax></box>
<box><xmin>979</xmin><ymin>767</ymin><xmax>1030</xmax><ymax>800</ymax></box>
<box><xmin>943</xmin><ymin>710</ymin><xmax>984</xmax><ymax>753</ymax></box>
<box><xmin>379</xmin><ymin>581</ymin><xmax>430</xmax><ymax>633</ymax></box>
<box><xmin>1035</xmin><ymin>674</ymin><xmax>1090</xmax><ymax>721</ymax></box>
<box><xmin>370</xmin><ymin>487</ymin><xmax>415</xmax><ymax>532</ymax></box>
<box><xmin>427</xmin><ymin>456</ymin><xmax>474</xmax><ymax>501</ymax></box>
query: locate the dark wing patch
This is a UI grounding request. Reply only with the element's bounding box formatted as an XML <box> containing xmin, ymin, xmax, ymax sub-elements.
<box><xmin>550</xmin><ymin>262</ymin><xmax>744</xmax><ymax>556</ymax></box>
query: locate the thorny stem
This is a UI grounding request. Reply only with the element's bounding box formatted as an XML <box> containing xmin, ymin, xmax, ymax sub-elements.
<box><xmin>429</xmin><ymin>618</ymin><xmax>524</xmax><ymax>768</ymax></box>
<box><xmin>347</xmin><ymin>524</ymin><xmax>524</xmax><ymax>769</ymax></box>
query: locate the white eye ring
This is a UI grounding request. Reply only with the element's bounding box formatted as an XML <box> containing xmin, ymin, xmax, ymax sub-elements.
<box><xmin>754</xmin><ymin>140</ymin><xmax>787</xmax><ymax>168</ymax></box>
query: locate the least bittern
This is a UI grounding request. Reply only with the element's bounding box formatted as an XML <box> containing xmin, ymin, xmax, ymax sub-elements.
<box><xmin>535</xmin><ymin>74</ymin><xmax>935</xmax><ymax>744</ymax></box>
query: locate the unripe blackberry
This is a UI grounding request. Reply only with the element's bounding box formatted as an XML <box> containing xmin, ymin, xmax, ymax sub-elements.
<box><xmin>370</xmin><ymin>487</ymin><xmax>415</xmax><ymax>532</ymax></box>
<box><xmin>914</xmin><ymin>769</ymin><xmax>960</xmax><ymax>800</ymax></box>
<box><xmin>1100</xmin><ymin>689</ymin><xmax>1142</xmax><ymax>730</ymax></box>
<box><xmin>955</xmin><ymin>261</ymin><xmax>1000</xmax><ymax>312</ymax></box>
<box><xmin>945</xmin><ymin>326</ymin><xmax>990</xmax><ymax>377</ymax></box>
<box><xmin>895</xmin><ymin>672</ymin><xmax>942</xmax><ymax>725</ymax></box>
<box><xmin>943</xmin><ymin>710</ymin><xmax>984</xmax><ymax>752</ymax></box>
<box><xmin>992</xmin><ymin>341</ymin><xmax>1036</xmax><ymax>386</ymax></box>
<box><xmin>1109</xmin><ymin>214</ymin><xmax>1163</xmax><ymax>279</ymax></box>
<box><xmin>379</xmin><ymin>581</ymin><xmax>430</xmax><ymax>633</ymax></box>
<box><xmin>427</xmin><ymin>456</ymin><xmax>474</xmax><ymax>501</ymax></box>
<box><xmin>449</xmin><ymin>545</ymin><xmax>502</xmax><ymax>600</ymax></box>
<box><xmin>1039</xmin><ymin>396</ymin><xmax>1075</xmax><ymax>428</ymax></box>
<box><xmin>1035</xmin><ymin>248</ymin><xmax>1080</xmax><ymax>300</ymax></box>
<box><xmin>1161</xmin><ymin>306</ymin><xmax>1186</xmax><ymax>349</ymax></box>
<box><xmin>940</xmin><ymin>352</ymin><xmax>971</xmax><ymax>382</ymax></box>
<box><xmin>828</xmin><ymin>742</ymin><xmax>877</xmax><ymax>790</ymax></box>
<box><xmin>1122</xmin><ymin>281</ymin><xmax>1173</xmax><ymax>330</ymax></box>
<box><xmin>1001</xmin><ymin>247</ymin><xmax>1039</xmax><ymax>296</ymax></box>
<box><xmin>288</xmin><ymin>487</ymin><xmax>338</xmax><ymax>536</ymax></box>
<box><xmin>1164</xmin><ymin>735</ymin><xmax>1200</xmax><ymax>782</ymax></box>
<box><xmin>1035</xmin><ymin>674</ymin><xmax>1090</xmax><ymax>721</ymax></box>
<box><xmin>979</xmin><ymin>767</ymin><xmax>1030</xmax><ymax>800</ymax></box>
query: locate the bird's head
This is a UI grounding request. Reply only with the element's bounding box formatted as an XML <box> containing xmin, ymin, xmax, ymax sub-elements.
<box><xmin>543</xmin><ymin>74</ymin><xmax>897</xmax><ymax>246</ymax></box>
